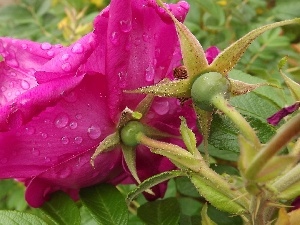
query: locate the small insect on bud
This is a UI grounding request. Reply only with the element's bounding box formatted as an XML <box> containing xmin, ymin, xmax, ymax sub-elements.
<box><xmin>173</xmin><ymin>66</ymin><xmax>188</xmax><ymax>80</ymax></box>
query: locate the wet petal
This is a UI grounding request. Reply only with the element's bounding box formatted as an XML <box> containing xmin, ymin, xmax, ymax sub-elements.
<box><xmin>0</xmin><ymin>75</ymin><xmax>124</xmax><ymax>207</ymax></box>
<box><xmin>93</xmin><ymin>0</ymin><xmax>189</xmax><ymax>121</ymax></box>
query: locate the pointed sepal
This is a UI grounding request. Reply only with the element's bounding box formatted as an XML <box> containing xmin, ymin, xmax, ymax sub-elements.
<box><xmin>179</xmin><ymin>117</ymin><xmax>199</xmax><ymax>157</ymax></box>
<box><xmin>229</xmin><ymin>78</ymin><xmax>269</xmax><ymax>96</ymax></box>
<box><xmin>189</xmin><ymin>173</ymin><xmax>246</xmax><ymax>214</ymax></box>
<box><xmin>126</xmin><ymin>79</ymin><xmax>191</xmax><ymax>98</ymax></box>
<box><xmin>122</xmin><ymin>145</ymin><xmax>141</xmax><ymax>184</ymax></box>
<box><xmin>90</xmin><ymin>132</ymin><xmax>120</xmax><ymax>167</ymax></box>
<box><xmin>209</xmin><ymin>18</ymin><xmax>300</xmax><ymax>76</ymax></box>
<box><xmin>156</xmin><ymin>0</ymin><xmax>208</xmax><ymax>78</ymax></box>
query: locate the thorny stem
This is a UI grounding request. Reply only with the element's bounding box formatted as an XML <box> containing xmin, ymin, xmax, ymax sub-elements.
<box><xmin>137</xmin><ymin>133</ymin><xmax>249</xmax><ymax>209</ymax></box>
<box><xmin>273</xmin><ymin>163</ymin><xmax>300</xmax><ymax>192</ymax></box>
<box><xmin>211</xmin><ymin>94</ymin><xmax>261</xmax><ymax>149</ymax></box>
<box><xmin>245</xmin><ymin>113</ymin><xmax>300</xmax><ymax>180</ymax></box>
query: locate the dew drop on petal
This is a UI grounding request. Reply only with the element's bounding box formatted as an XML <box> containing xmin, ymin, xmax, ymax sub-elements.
<box><xmin>44</xmin><ymin>157</ymin><xmax>51</xmax><ymax>163</ymax></box>
<box><xmin>61</xmin><ymin>62</ymin><xmax>71</xmax><ymax>72</ymax></box>
<box><xmin>41</xmin><ymin>133</ymin><xmax>48</xmax><ymax>139</ymax></box>
<box><xmin>54</xmin><ymin>113</ymin><xmax>69</xmax><ymax>128</ymax></box>
<box><xmin>110</xmin><ymin>32</ymin><xmax>120</xmax><ymax>45</ymax></box>
<box><xmin>142</xmin><ymin>33</ymin><xmax>150</xmax><ymax>42</ymax></box>
<box><xmin>71</xmin><ymin>43</ymin><xmax>84</xmax><ymax>54</ymax></box>
<box><xmin>152</xmin><ymin>99</ymin><xmax>170</xmax><ymax>115</ymax></box>
<box><xmin>58</xmin><ymin>167</ymin><xmax>72</xmax><ymax>178</ymax></box>
<box><xmin>69</xmin><ymin>121</ymin><xmax>78</xmax><ymax>129</ymax></box>
<box><xmin>63</xmin><ymin>91</ymin><xmax>77</xmax><ymax>103</ymax></box>
<box><xmin>179</xmin><ymin>1</ymin><xmax>190</xmax><ymax>10</ymax></box>
<box><xmin>145</xmin><ymin>65</ymin><xmax>155</xmax><ymax>82</ymax></box>
<box><xmin>25</xmin><ymin>126</ymin><xmax>35</xmax><ymax>135</ymax></box>
<box><xmin>61</xmin><ymin>136</ymin><xmax>69</xmax><ymax>145</ymax></box>
<box><xmin>21</xmin><ymin>80</ymin><xmax>30</xmax><ymax>90</ymax></box>
<box><xmin>31</xmin><ymin>148</ymin><xmax>40</xmax><ymax>156</ymax></box>
<box><xmin>61</xmin><ymin>53</ymin><xmax>70</xmax><ymax>61</ymax></box>
<box><xmin>120</xmin><ymin>19</ymin><xmax>132</xmax><ymax>33</ymax></box>
<box><xmin>41</xmin><ymin>42</ymin><xmax>52</xmax><ymax>50</ymax></box>
<box><xmin>6</xmin><ymin>59</ymin><xmax>19</xmax><ymax>68</ymax></box>
<box><xmin>74</xmin><ymin>136</ymin><xmax>83</xmax><ymax>144</ymax></box>
<box><xmin>47</xmin><ymin>50</ymin><xmax>54</xmax><ymax>57</ymax></box>
<box><xmin>21</xmin><ymin>43</ymin><xmax>27</xmax><ymax>49</ymax></box>
<box><xmin>76</xmin><ymin>114</ymin><xmax>82</xmax><ymax>120</ymax></box>
<box><xmin>87</xmin><ymin>125</ymin><xmax>101</xmax><ymax>140</ymax></box>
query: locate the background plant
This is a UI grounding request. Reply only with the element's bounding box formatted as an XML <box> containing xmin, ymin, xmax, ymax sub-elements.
<box><xmin>0</xmin><ymin>0</ymin><xmax>299</xmax><ymax>224</ymax></box>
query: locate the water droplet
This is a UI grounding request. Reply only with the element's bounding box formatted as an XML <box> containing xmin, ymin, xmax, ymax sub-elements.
<box><xmin>145</xmin><ymin>65</ymin><xmax>155</xmax><ymax>82</ymax></box>
<box><xmin>6</xmin><ymin>59</ymin><xmax>19</xmax><ymax>68</ymax></box>
<box><xmin>87</xmin><ymin>125</ymin><xmax>101</xmax><ymax>140</ymax></box>
<box><xmin>76</xmin><ymin>114</ymin><xmax>82</xmax><ymax>120</ymax></box>
<box><xmin>74</xmin><ymin>136</ymin><xmax>83</xmax><ymax>144</ymax></box>
<box><xmin>25</xmin><ymin>126</ymin><xmax>35</xmax><ymax>134</ymax></box>
<box><xmin>61</xmin><ymin>136</ymin><xmax>69</xmax><ymax>145</ymax></box>
<box><xmin>44</xmin><ymin>157</ymin><xmax>51</xmax><ymax>162</ymax></box>
<box><xmin>0</xmin><ymin>158</ymin><xmax>8</xmax><ymax>164</ymax></box>
<box><xmin>63</xmin><ymin>91</ymin><xmax>77</xmax><ymax>103</ymax></box>
<box><xmin>58</xmin><ymin>167</ymin><xmax>72</xmax><ymax>178</ymax></box>
<box><xmin>61</xmin><ymin>62</ymin><xmax>71</xmax><ymax>72</ymax></box>
<box><xmin>21</xmin><ymin>80</ymin><xmax>30</xmax><ymax>90</ymax></box>
<box><xmin>142</xmin><ymin>33</ymin><xmax>150</xmax><ymax>42</ymax></box>
<box><xmin>71</xmin><ymin>43</ymin><xmax>84</xmax><ymax>54</ymax></box>
<box><xmin>41</xmin><ymin>42</ymin><xmax>52</xmax><ymax>50</ymax></box>
<box><xmin>61</xmin><ymin>53</ymin><xmax>70</xmax><ymax>61</ymax></box>
<box><xmin>118</xmin><ymin>71</ymin><xmax>127</xmax><ymax>88</ymax></box>
<box><xmin>47</xmin><ymin>50</ymin><xmax>54</xmax><ymax>57</ymax></box>
<box><xmin>41</xmin><ymin>133</ymin><xmax>48</xmax><ymax>139</ymax></box>
<box><xmin>21</xmin><ymin>43</ymin><xmax>27</xmax><ymax>49</ymax></box>
<box><xmin>110</xmin><ymin>32</ymin><xmax>120</xmax><ymax>45</ymax></box>
<box><xmin>119</xmin><ymin>19</ymin><xmax>132</xmax><ymax>33</ymax></box>
<box><xmin>153</xmin><ymin>99</ymin><xmax>170</xmax><ymax>115</ymax></box>
<box><xmin>179</xmin><ymin>1</ymin><xmax>190</xmax><ymax>10</ymax></box>
<box><xmin>69</xmin><ymin>121</ymin><xmax>78</xmax><ymax>129</ymax></box>
<box><xmin>54</xmin><ymin>113</ymin><xmax>69</xmax><ymax>128</ymax></box>
<box><xmin>155</xmin><ymin>48</ymin><xmax>161</xmax><ymax>57</ymax></box>
<box><xmin>31</xmin><ymin>148</ymin><xmax>40</xmax><ymax>156</ymax></box>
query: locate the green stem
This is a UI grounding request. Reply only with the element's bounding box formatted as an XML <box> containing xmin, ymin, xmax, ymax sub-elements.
<box><xmin>245</xmin><ymin>113</ymin><xmax>300</xmax><ymax>180</ymax></box>
<box><xmin>137</xmin><ymin>133</ymin><xmax>249</xmax><ymax>208</ymax></box>
<box><xmin>211</xmin><ymin>94</ymin><xmax>260</xmax><ymax>148</ymax></box>
<box><xmin>273</xmin><ymin>163</ymin><xmax>300</xmax><ymax>192</ymax></box>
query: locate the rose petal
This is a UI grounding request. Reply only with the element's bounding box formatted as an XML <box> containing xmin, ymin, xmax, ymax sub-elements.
<box><xmin>93</xmin><ymin>0</ymin><xmax>189</xmax><ymax>121</ymax></box>
<box><xmin>267</xmin><ymin>102</ymin><xmax>300</xmax><ymax>126</ymax></box>
<box><xmin>0</xmin><ymin>74</ymin><xmax>125</xmax><ymax>207</ymax></box>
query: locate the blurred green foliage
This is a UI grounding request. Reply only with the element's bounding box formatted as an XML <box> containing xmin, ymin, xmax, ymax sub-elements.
<box><xmin>0</xmin><ymin>0</ymin><xmax>299</xmax><ymax>224</ymax></box>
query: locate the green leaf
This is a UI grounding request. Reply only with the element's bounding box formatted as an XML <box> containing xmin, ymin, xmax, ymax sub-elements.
<box><xmin>179</xmin><ymin>215</ymin><xmax>201</xmax><ymax>225</ymax></box>
<box><xmin>80</xmin><ymin>184</ymin><xmax>128</xmax><ymax>225</ymax></box>
<box><xmin>175</xmin><ymin>177</ymin><xmax>200</xmax><ymax>198</ymax></box>
<box><xmin>0</xmin><ymin>211</ymin><xmax>47</xmax><ymax>225</ymax></box>
<box><xmin>80</xmin><ymin>206</ymin><xmax>98</xmax><ymax>225</ymax></box>
<box><xmin>39</xmin><ymin>191</ymin><xmax>80</xmax><ymax>225</ymax></box>
<box><xmin>137</xmin><ymin>198</ymin><xmax>180</xmax><ymax>225</ymax></box>
<box><xmin>207</xmin><ymin>205</ymin><xmax>243</xmax><ymax>225</ymax></box>
<box><xmin>178</xmin><ymin>198</ymin><xmax>202</xmax><ymax>216</ymax></box>
<box><xmin>195</xmin><ymin>0</ymin><xmax>225</xmax><ymax>27</ymax></box>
